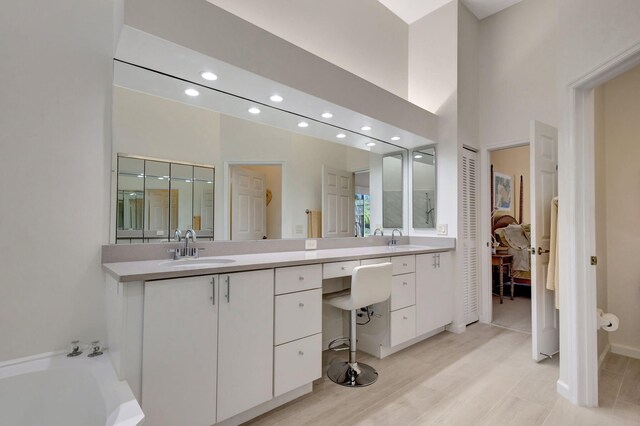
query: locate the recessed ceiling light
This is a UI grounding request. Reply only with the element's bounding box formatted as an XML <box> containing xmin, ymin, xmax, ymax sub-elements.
<box><xmin>248</xmin><ymin>107</ymin><xmax>261</xmax><ymax>114</ymax></box>
<box><xmin>321</xmin><ymin>112</ymin><xmax>333</xmax><ymax>119</ymax></box>
<box><xmin>366</xmin><ymin>142</ymin><xmax>376</xmax><ymax>147</ymax></box>
<box><xmin>361</xmin><ymin>126</ymin><xmax>372</xmax><ymax>131</ymax></box>
<box><xmin>184</xmin><ymin>88</ymin><xmax>199</xmax><ymax>97</ymax></box>
<box><xmin>201</xmin><ymin>71</ymin><xmax>218</xmax><ymax>81</ymax></box>
<box><xmin>336</xmin><ymin>133</ymin><xmax>346</xmax><ymax>139</ymax></box>
<box><xmin>298</xmin><ymin>121</ymin><xmax>309</xmax><ymax>128</ymax></box>
<box><xmin>158</xmin><ymin>177</ymin><xmax>164</xmax><ymax>180</ymax></box>
<box><xmin>414</xmin><ymin>154</ymin><xmax>423</xmax><ymax>159</ymax></box>
<box><xmin>391</xmin><ymin>136</ymin><xmax>400</xmax><ymax>141</ymax></box>
<box><xmin>270</xmin><ymin>94</ymin><xmax>284</xmax><ymax>102</ymax></box>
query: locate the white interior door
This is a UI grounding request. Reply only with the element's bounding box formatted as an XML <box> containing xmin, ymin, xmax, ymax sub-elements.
<box><xmin>201</xmin><ymin>191</ymin><xmax>214</xmax><ymax>232</ymax></box>
<box><xmin>231</xmin><ymin>167</ymin><xmax>266</xmax><ymax>240</ymax></box>
<box><xmin>322</xmin><ymin>166</ymin><xmax>354</xmax><ymax>238</ymax></box>
<box><xmin>530</xmin><ymin>120</ymin><xmax>559</xmax><ymax>361</ymax></box>
<box><xmin>462</xmin><ymin>148</ymin><xmax>479</xmax><ymax>324</ymax></box>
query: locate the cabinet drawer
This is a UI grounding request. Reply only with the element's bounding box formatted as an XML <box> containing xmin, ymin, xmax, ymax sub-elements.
<box><xmin>275</xmin><ymin>264</ymin><xmax>322</xmax><ymax>295</ymax></box>
<box><xmin>360</xmin><ymin>257</ymin><xmax>391</xmax><ymax>266</ymax></box>
<box><xmin>323</xmin><ymin>260</ymin><xmax>360</xmax><ymax>279</ymax></box>
<box><xmin>391</xmin><ymin>255</ymin><xmax>415</xmax><ymax>275</ymax></box>
<box><xmin>391</xmin><ymin>273</ymin><xmax>416</xmax><ymax>311</ymax></box>
<box><xmin>390</xmin><ymin>305</ymin><xmax>416</xmax><ymax>347</ymax></box>
<box><xmin>274</xmin><ymin>333</ymin><xmax>322</xmax><ymax>397</ymax></box>
<box><xmin>275</xmin><ymin>289</ymin><xmax>322</xmax><ymax>345</ymax></box>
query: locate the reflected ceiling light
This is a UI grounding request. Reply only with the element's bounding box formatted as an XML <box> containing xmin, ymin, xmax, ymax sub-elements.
<box><xmin>297</xmin><ymin>121</ymin><xmax>309</xmax><ymax>128</ymax></box>
<box><xmin>184</xmin><ymin>88</ymin><xmax>199</xmax><ymax>97</ymax></box>
<box><xmin>158</xmin><ymin>177</ymin><xmax>164</xmax><ymax>180</ymax></box>
<box><xmin>361</xmin><ymin>126</ymin><xmax>372</xmax><ymax>131</ymax></box>
<box><xmin>390</xmin><ymin>136</ymin><xmax>400</xmax><ymax>141</ymax></box>
<box><xmin>366</xmin><ymin>142</ymin><xmax>376</xmax><ymax>147</ymax></box>
<box><xmin>321</xmin><ymin>112</ymin><xmax>333</xmax><ymax>119</ymax></box>
<box><xmin>336</xmin><ymin>133</ymin><xmax>346</xmax><ymax>139</ymax></box>
<box><xmin>207</xmin><ymin>181</ymin><xmax>213</xmax><ymax>184</ymax></box>
<box><xmin>137</xmin><ymin>174</ymin><xmax>144</xmax><ymax>178</ymax></box>
<box><xmin>201</xmin><ymin>71</ymin><xmax>218</xmax><ymax>81</ymax></box>
<box><xmin>185</xmin><ymin>180</ymin><xmax>191</xmax><ymax>183</ymax></box>
<box><xmin>414</xmin><ymin>154</ymin><xmax>423</xmax><ymax>159</ymax></box>
<box><xmin>248</xmin><ymin>107</ymin><xmax>261</xmax><ymax>114</ymax></box>
<box><xmin>270</xmin><ymin>94</ymin><xmax>284</xmax><ymax>102</ymax></box>
<box><xmin>129</xmin><ymin>193</ymin><xmax>136</xmax><ymax>196</ymax></box>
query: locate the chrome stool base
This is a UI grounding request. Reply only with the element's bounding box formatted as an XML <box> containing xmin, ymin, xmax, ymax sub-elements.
<box><xmin>327</xmin><ymin>361</ymin><xmax>378</xmax><ymax>387</ymax></box>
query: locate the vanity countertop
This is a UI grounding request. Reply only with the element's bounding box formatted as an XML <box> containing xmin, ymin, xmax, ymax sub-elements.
<box><xmin>103</xmin><ymin>244</ymin><xmax>453</xmax><ymax>283</ymax></box>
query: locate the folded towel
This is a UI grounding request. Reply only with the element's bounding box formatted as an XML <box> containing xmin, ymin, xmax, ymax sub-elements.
<box><xmin>307</xmin><ymin>210</ymin><xmax>322</xmax><ymax>238</ymax></box>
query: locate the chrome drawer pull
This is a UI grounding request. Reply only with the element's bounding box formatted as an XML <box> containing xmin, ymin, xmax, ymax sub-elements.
<box><xmin>341</xmin><ymin>266</ymin><xmax>346</xmax><ymax>270</ymax></box>
<box><xmin>403</xmin><ymin>282</ymin><xmax>408</xmax><ymax>286</ymax></box>
<box><xmin>299</xmin><ymin>303</ymin><xmax>305</xmax><ymax>307</ymax></box>
<box><xmin>299</xmin><ymin>276</ymin><xmax>305</xmax><ymax>281</ymax></box>
<box><xmin>298</xmin><ymin>351</ymin><xmax>304</xmax><ymax>356</ymax></box>
<box><xmin>403</xmin><ymin>263</ymin><xmax>408</xmax><ymax>267</ymax></box>
<box><xmin>403</xmin><ymin>316</ymin><xmax>408</xmax><ymax>320</ymax></box>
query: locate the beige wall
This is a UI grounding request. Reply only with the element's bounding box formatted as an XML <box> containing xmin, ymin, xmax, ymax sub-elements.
<box><xmin>205</xmin><ymin>0</ymin><xmax>409</xmax><ymax>99</ymax></box>
<box><xmin>0</xmin><ymin>0</ymin><xmax>119</xmax><ymax>362</ymax></box>
<box><xmin>478</xmin><ymin>0</ymin><xmax>557</xmax><ymax>146</ymax></box>
<box><xmin>598</xmin><ymin>65</ymin><xmax>640</xmax><ymax>357</ymax></box>
<box><xmin>490</xmin><ymin>145</ymin><xmax>531</xmax><ymax>224</ymax></box>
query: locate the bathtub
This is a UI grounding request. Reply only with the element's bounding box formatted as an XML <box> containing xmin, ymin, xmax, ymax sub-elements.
<box><xmin>0</xmin><ymin>350</ymin><xmax>143</xmax><ymax>426</ymax></box>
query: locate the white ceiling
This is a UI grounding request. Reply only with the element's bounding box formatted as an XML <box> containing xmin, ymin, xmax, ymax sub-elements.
<box><xmin>377</xmin><ymin>0</ymin><xmax>525</xmax><ymax>22</ymax></box>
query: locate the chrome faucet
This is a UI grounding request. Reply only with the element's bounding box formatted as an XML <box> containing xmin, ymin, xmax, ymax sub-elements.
<box><xmin>184</xmin><ymin>229</ymin><xmax>197</xmax><ymax>250</ymax></box>
<box><xmin>174</xmin><ymin>228</ymin><xmax>182</xmax><ymax>242</ymax></box>
<box><xmin>389</xmin><ymin>228</ymin><xmax>402</xmax><ymax>246</ymax></box>
<box><xmin>373</xmin><ymin>228</ymin><xmax>384</xmax><ymax>236</ymax></box>
<box><xmin>169</xmin><ymin>229</ymin><xmax>201</xmax><ymax>259</ymax></box>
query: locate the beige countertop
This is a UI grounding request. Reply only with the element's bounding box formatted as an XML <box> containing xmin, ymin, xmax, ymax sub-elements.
<box><xmin>103</xmin><ymin>244</ymin><xmax>453</xmax><ymax>283</ymax></box>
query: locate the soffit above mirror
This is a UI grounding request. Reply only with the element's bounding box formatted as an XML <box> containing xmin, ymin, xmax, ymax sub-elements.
<box><xmin>115</xmin><ymin>25</ymin><xmax>436</xmax><ymax>150</ymax></box>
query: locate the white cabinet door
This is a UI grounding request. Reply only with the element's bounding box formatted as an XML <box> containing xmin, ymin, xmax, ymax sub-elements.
<box><xmin>416</xmin><ymin>252</ymin><xmax>453</xmax><ymax>335</ymax></box>
<box><xmin>217</xmin><ymin>270</ymin><xmax>274</xmax><ymax>422</ymax></box>
<box><xmin>142</xmin><ymin>276</ymin><xmax>217</xmax><ymax>426</ymax></box>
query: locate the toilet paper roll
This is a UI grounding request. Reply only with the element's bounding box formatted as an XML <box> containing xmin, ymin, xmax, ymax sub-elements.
<box><xmin>600</xmin><ymin>313</ymin><xmax>619</xmax><ymax>332</ymax></box>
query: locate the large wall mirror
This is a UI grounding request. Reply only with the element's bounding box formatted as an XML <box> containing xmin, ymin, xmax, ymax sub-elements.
<box><xmin>412</xmin><ymin>146</ymin><xmax>437</xmax><ymax>229</ymax></box>
<box><xmin>111</xmin><ymin>61</ymin><xmax>417</xmax><ymax>243</ymax></box>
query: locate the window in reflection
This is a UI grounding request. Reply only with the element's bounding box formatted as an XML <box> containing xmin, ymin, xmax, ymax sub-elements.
<box><xmin>116</xmin><ymin>155</ymin><xmax>215</xmax><ymax>243</ymax></box>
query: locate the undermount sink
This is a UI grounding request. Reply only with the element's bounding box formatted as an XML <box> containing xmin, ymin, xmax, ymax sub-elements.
<box><xmin>161</xmin><ymin>258</ymin><xmax>236</xmax><ymax>267</ymax></box>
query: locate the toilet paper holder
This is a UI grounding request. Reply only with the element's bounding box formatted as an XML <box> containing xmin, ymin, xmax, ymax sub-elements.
<box><xmin>597</xmin><ymin>308</ymin><xmax>619</xmax><ymax>332</ymax></box>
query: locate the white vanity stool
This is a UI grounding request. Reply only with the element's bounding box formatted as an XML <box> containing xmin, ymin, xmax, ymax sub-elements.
<box><xmin>323</xmin><ymin>262</ymin><xmax>392</xmax><ymax>387</ymax></box>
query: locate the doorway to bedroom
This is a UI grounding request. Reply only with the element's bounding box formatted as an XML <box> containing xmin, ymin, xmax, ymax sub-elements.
<box><xmin>489</xmin><ymin>145</ymin><xmax>532</xmax><ymax>333</ymax></box>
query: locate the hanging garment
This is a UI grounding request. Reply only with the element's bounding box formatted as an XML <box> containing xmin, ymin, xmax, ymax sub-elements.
<box><xmin>546</xmin><ymin>197</ymin><xmax>559</xmax><ymax>309</ymax></box>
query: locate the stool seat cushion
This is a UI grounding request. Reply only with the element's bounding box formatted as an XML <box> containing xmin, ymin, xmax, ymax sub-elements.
<box><xmin>323</xmin><ymin>290</ymin><xmax>355</xmax><ymax>311</ymax></box>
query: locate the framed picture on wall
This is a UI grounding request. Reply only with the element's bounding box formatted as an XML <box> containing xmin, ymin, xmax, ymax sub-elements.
<box><xmin>493</xmin><ymin>172</ymin><xmax>512</xmax><ymax>211</ymax></box>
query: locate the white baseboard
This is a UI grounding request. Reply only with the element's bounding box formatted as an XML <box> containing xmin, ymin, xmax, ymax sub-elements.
<box><xmin>445</xmin><ymin>322</ymin><xmax>466</xmax><ymax>334</ymax></box>
<box><xmin>611</xmin><ymin>343</ymin><xmax>640</xmax><ymax>360</ymax></box>
<box><xmin>598</xmin><ymin>344</ymin><xmax>611</xmax><ymax>368</ymax></box>
<box><xmin>556</xmin><ymin>379</ymin><xmax>571</xmax><ymax>401</ymax></box>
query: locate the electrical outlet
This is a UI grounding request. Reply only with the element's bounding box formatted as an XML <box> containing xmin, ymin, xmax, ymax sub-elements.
<box><xmin>305</xmin><ymin>239</ymin><xmax>317</xmax><ymax>250</ymax></box>
<box><xmin>436</xmin><ymin>224</ymin><xmax>448</xmax><ymax>235</ymax></box>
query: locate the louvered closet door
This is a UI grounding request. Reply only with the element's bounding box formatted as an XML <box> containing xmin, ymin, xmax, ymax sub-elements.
<box><xmin>462</xmin><ymin>148</ymin><xmax>479</xmax><ymax>324</ymax></box>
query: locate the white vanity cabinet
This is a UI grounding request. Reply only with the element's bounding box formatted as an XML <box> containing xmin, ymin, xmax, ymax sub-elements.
<box><xmin>416</xmin><ymin>252</ymin><xmax>454</xmax><ymax>335</ymax></box>
<box><xmin>141</xmin><ymin>269</ymin><xmax>274</xmax><ymax>425</ymax></box>
<box><xmin>273</xmin><ymin>265</ymin><xmax>322</xmax><ymax>397</ymax></box>
<box><xmin>217</xmin><ymin>270</ymin><xmax>275</xmax><ymax>422</ymax></box>
<box><xmin>142</xmin><ymin>275</ymin><xmax>218</xmax><ymax>426</ymax></box>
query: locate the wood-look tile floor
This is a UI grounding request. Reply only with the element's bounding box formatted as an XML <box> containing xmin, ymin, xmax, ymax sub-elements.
<box><xmin>491</xmin><ymin>295</ymin><xmax>532</xmax><ymax>334</ymax></box>
<box><xmin>247</xmin><ymin>324</ymin><xmax>640</xmax><ymax>425</ymax></box>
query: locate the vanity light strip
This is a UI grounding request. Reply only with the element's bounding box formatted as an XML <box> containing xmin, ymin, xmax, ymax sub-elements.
<box><xmin>113</xmin><ymin>58</ymin><xmax>407</xmax><ymax>151</ymax></box>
